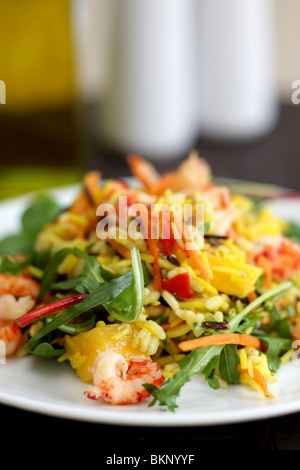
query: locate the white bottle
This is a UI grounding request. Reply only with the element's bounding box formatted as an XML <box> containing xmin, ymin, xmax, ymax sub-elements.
<box><xmin>71</xmin><ymin>0</ymin><xmax>114</xmax><ymax>103</ymax></box>
<box><xmin>196</xmin><ymin>0</ymin><xmax>278</xmax><ymax>141</ymax></box>
<box><xmin>98</xmin><ymin>0</ymin><xmax>198</xmax><ymax>160</ymax></box>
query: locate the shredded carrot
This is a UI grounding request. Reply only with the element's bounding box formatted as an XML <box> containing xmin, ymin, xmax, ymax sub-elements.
<box><xmin>83</xmin><ymin>171</ymin><xmax>102</xmax><ymax>204</ymax></box>
<box><xmin>186</xmin><ymin>246</ymin><xmax>210</xmax><ymax>282</ymax></box>
<box><xmin>147</xmin><ymin>236</ymin><xmax>163</xmax><ymax>291</ymax></box>
<box><xmin>248</xmin><ymin>291</ymin><xmax>258</xmax><ymax>303</ymax></box>
<box><xmin>275</xmin><ymin>297</ymin><xmax>290</xmax><ymax>308</ymax></box>
<box><xmin>70</xmin><ymin>190</ymin><xmax>92</xmax><ymax>215</ymax></box>
<box><xmin>160</xmin><ymin>321</ymin><xmax>186</xmax><ymax>331</ymax></box>
<box><xmin>127</xmin><ymin>154</ymin><xmax>160</xmax><ymax>189</ymax></box>
<box><xmin>139</xmin><ymin>207</ymin><xmax>163</xmax><ymax>291</ymax></box>
<box><xmin>238</xmin><ymin>365</ymin><xmax>274</xmax><ymax>399</ymax></box>
<box><xmin>160</xmin><ymin>322</ymin><xmax>171</xmax><ymax>331</ymax></box>
<box><xmin>50</xmin><ymin>337</ymin><xmax>65</xmax><ymax>345</ymax></box>
<box><xmin>178</xmin><ymin>333</ymin><xmax>261</xmax><ymax>352</ymax></box>
<box><xmin>165</xmin><ymin>337</ymin><xmax>180</xmax><ymax>354</ymax></box>
<box><xmin>107</xmin><ymin>239</ymin><xmax>131</xmax><ymax>260</ymax></box>
<box><xmin>70</xmin><ymin>222</ymin><xmax>86</xmax><ymax>239</ymax></box>
<box><xmin>257</xmin><ymin>255</ymin><xmax>272</xmax><ymax>289</ymax></box>
<box><xmin>170</xmin><ymin>212</ymin><xmax>209</xmax><ymax>282</ymax></box>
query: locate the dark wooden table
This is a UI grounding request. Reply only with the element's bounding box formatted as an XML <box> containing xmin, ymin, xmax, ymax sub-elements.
<box><xmin>0</xmin><ymin>103</ymin><xmax>300</xmax><ymax>453</ymax></box>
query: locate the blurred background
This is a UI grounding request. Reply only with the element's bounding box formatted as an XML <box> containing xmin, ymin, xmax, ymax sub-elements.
<box><xmin>0</xmin><ymin>0</ymin><xmax>299</xmax><ymax>199</ymax></box>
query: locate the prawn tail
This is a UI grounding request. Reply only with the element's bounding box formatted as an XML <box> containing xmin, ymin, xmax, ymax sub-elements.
<box><xmin>84</xmin><ymin>386</ymin><xmax>103</xmax><ymax>401</ymax></box>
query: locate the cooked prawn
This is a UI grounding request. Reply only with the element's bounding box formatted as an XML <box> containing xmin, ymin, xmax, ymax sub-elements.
<box><xmin>0</xmin><ymin>274</ymin><xmax>40</xmax><ymax>299</ymax></box>
<box><xmin>0</xmin><ymin>321</ymin><xmax>22</xmax><ymax>357</ymax></box>
<box><xmin>127</xmin><ymin>154</ymin><xmax>163</xmax><ymax>190</ymax></box>
<box><xmin>0</xmin><ymin>274</ymin><xmax>40</xmax><ymax>357</ymax></box>
<box><xmin>171</xmin><ymin>150</ymin><xmax>211</xmax><ymax>194</ymax></box>
<box><xmin>251</xmin><ymin>236</ymin><xmax>300</xmax><ymax>281</ymax></box>
<box><xmin>84</xmin><ymin>351</ymin><xmax>165</xmax><ymax>404</ymax></box>
<box><xmin>0</xmin><ymin>274</ymin><xmax>39</xmax><ymax>325</ymax></box>
<box><xmin>0</xmin><ymin>294</ymin><xmax>35</xmax><ymax>323</ymax></box>
<box><xmin>127</xmin><ymin>151</ymin><xmax>211</xmax><ymax>195</ymax></box>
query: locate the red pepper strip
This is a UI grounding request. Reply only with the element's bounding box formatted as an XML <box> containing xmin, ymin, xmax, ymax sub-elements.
<box><xmin>16</xmin><ymin>293</ymin><xmax>88</xmax><ymax>328</ymax></box>
<box><xmin>161</xmin><ymin>237</ymin><xmax>175</xmax><ymax>257</ymax></box>
<box><xmin>159</xmin><ymin>206</ymin><xmax>175</xmax><ymax>256</ymax></box>
<box><xmin>162</xmin><ymin>272</ymin><xmax>195</xmax><ymax>300</ymax></box>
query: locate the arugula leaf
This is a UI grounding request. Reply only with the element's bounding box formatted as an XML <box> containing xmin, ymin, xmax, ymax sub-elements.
<box><xmin>275</xmin><ymin>318</ymin><xmax>293</xmax><ymax>338</ymax></box>
<box><xmin>234</xmin><ymin>315</ymin><xmax>259</xmax><ymax>334</ymax></box>
<box><xmin>27</xmin><ymin>271</ymin><xmax>134</xmax><ymax>349</ymax></box>
<box><xmin>219</xmin><ymin>345</ymin><xmax>240</xmax><ymax>384</ymax></box>
<box><xmin>29</xmin><ymin>342</ymin><xmax>65</xmax><ymax>358</ymax></box>
<box><xmin>259</xmin><ymin>303</ymin><xmax>292</xmax><ymax>339</ymax></box>
<box><xmin>255</xmin><ymin>274</ymin><xmax>265</xmax><ymax>295</ymax></box>
<box><xmin>103</xmin><ymin>246</ymin><xmax>144</xmax><ymax>322</ymax></box>
<box><xmin>0</xmin><ymin>195</ymin><xmax>61</xmax><ymax>256</ymax></box>
<box><xmin>262</xmin><ymin>304</ymin><xmax>280</xmax><ymax>333</ymax></box>
<box><xmin>46</xmin><ymin>311</ymin><xmax>98</xmax><ymax>335</ymax></box>
<box><xmin>38</xmin><ymin>247</ymin><xmax>115</xmax><ymax>300</ymax></box>
<box><xmin>72</xmin><ymin>248</ymin><xmax>117</xmax><ymax>294</ymax></box>
<box><xmin>26</xmin><ymin>247</ymin><xmax>145</xmax><ymax>349</ymax></box>
<box><xmin>145</xmin><ymin>345</ymin><xmax>223</xmax><ymax>411</ymax></box>
<box><xmin>30</xmin><ymin>249</ymin><xmax>51</xmax><ymax>270</ymax></box>
<box><xmin>254</xmin><ymin>334</ymin><xmax>292</xmax><ymax>373</ymax></box>
<box><xmin>53</xmin><ymin>246</ymin><xmax>145</xmax><ymax>321</ymax></box>
<box><xmin>0</xmin><ymin>254</ymin><xmax>31</xmax><ymax>274</ymax></box>
<box><xmin>203</xmin><ymin>356</ymin><xmax>221</xmax><ymax>390</ymax></box>
<box><xmin>73</xmin><ymin>247</ymin><xmax>116</xmax><ymax>283</ymax></box>
<box><xmin>228</xmin><ymin>281</ymin><xmax>293</xmax><ymax>332</ymax></box>
<box><xmin>21</xmin><ymin>195</ymin><xmax>61</xmax><ymax>236</ymax></box>
<box><xmin>38</xmin><ymin>247</ymin><xmax>74</xmax><ymax>300</ymax></box>
<box><xmin>255</xmin><ymin>334</ymin><xmax>292</xmax><ymax>359</ymax></box>
<box><xmin>0</xmin><ymin>233</ymin><xmax>35</xmax><ymax>257</ymax></box>
<box><xmin>0</xmin><ymin>248</ymin><xmax>51</xmax><ymax>275</ymax></box>
<box><xmin>53</xmin><ymin>276</ymin><xmax>82</xmax><ymax>291</ymax></box>
<box><xmin>284</xmin><ymin>221</ymin><xmax>300</xmax><ymax>244</ymax></box>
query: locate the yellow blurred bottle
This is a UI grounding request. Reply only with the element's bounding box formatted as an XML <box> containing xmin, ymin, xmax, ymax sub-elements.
<box><xmin>0</xmin><ymin>0</ymin><xmax>75</xmax><ymax>112</ymax></box>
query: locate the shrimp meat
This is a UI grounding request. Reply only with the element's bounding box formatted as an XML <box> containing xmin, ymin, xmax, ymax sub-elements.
<box><xmin>0</xmin><ymin>274</ymin><xmax>40</xmax><ymax>299</ymax></box>
<box><xmin>251</xmin><ymin>236</ymin><xmax>300</xmax><ymax>281</ymax></box>
<box><xmin>0</xmin><ymin>274</ymin><xmax>40</xmax><ymax>357</ymax></box>
<box><xmin>84</xmin><ymin>351</ymin><xmax>165</xmax><ymax>404</ymax></box>
<box><xmin>0</xmin><ymin>322</ymin><xmax>22</xmax><ymax>357</ymax></box>
<box><xmin>127</xmin><ymin>151</ymin><xmax>211</xmax><ymax>195</ymax></box>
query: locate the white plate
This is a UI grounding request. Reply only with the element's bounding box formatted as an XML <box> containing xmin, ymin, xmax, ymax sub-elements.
<box><xmin>1</xmin><ymin>184</ymin><xmax>300</xmax><ymax>427</ymax></box>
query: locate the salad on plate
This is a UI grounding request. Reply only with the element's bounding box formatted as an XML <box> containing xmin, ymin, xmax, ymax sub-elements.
<box><xmin>0</xmin><ymin>151</ymin><xmax>300</xmax><ymax>412</ymax></box>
